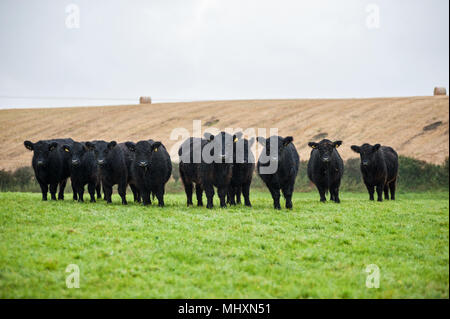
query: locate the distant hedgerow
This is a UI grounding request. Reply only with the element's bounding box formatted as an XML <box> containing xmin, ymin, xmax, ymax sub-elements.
<box><xmin>0</xmin><ymin>156</ymin><xmax>448</xmax><ymax>193</ymax></box>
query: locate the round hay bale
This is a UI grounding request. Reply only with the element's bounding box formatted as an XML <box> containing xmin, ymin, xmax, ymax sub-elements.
<box><xmin>139</xmin><ymin>96</ymin><xmax>152</xmax><ymax>104</ymax></box>
<box><xmin>433</xmin><ymin>87</ymin><xmax>447</xmax><ymax>96</ymax></box>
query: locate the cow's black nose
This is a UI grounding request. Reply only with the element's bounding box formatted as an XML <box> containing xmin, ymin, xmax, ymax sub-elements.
<box><xmin>72</xmin><ymin>160</ymin><xmax>80</xmax><ymax>166</ymax></box>
<box><xmin>322</xmin><ymin>157</ymin><xmax>330</xmax><ymax>163</ymax></box>
<box><xmin>97</xmin><ymin>160</ymin><xmax>105</xmax><ymax>165</ymax></box>
<box><xmin>362</xmin><ymin>161</ymin><xmax>369</xmax><ymax>166</ymax></box>
<box><xmin>37</xmin><ymin>160</ymin><xmax>44</xmax><ymax>166</ymax></box>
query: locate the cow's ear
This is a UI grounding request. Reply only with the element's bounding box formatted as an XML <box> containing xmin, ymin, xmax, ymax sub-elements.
<box><xmin>308</xmin><ymin>142</ymin><xmax>318</xmax><ymax>149</ymax></box>
<box><xmin>283</xmin><ymin>136</ymin><xmax>293</xmax><ymax>146</ymax></box>
<box><xmin>152</xmin><ymin>141</ymin><xmax>162</xmax><ymax>152</ymax></box>
<box><xmin>62</xmin><ymin>145</ymin><xmax>71</xmax><ymax>153</ymax></box>
<box><xmin>373</xmin><ymin>144</ymin><xmax>381</xmax><ymax>151</ymax></box>
<box><xmin>256</xmin><ymin>137</ymin><xmax>266</xmax><ymax>145</ymax></box>
<box><xmin>107</xmin><ymin>141</ymin><xmax>117</xmax><ymax>149</ymax></box>
<box><xmin>49</xmin><ymin>142</ymin><xmax>58</xmax><ymax>151</ymax></box>
<box><xmin>333</xmin><ymin>141</ymin><xmax>342</xmax><ymax>148</ymax></box>
<box><xmin>85</xmin><ymin>142</ymin><xmax>95</xmax><ymax>150</ymax></box>
<box><xmin>24</xmin><ymin>140</ymin><xmax>34</xmax><ymax>151</ymax></box>
<box><xmin>125</xmin><ymin>142</ymin><xmax>135</xmax><ymax>152</ymax></box>
<box><xmin>351</xmin><ymin>145</ymin><xmax>360</xmax><ymax>153</ymax></box>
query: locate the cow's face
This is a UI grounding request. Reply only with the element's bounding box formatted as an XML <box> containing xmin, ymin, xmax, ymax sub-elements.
<box><xmin>308</xmin><ymin>139</ymin><xmax>342</xmax><ymax>163</ymax></box>
<box><xmin>62</xmin><ymin>142</ymin><xmax>88</xmax><ymax>167</ymax></box>
<box><xmin>234</xmin><ymin>135</ymin><xmax>255</xmax><ymax>164</ymax></box>
<box><xmin>204</xmin><ymin>132</ymin><xmax>236</xmax><ymax>163</ymax></box>
<box><xmin>86</xmin><ymin>140</ymin><xmax>116</xmax><ymax>166</ymax></box>
<box><xmin>257</xmin><ymin>136</ymin><xmax>294</xmax><ymax>163</ymax></box>
<box><xmin>126</xmin><ymin>141</ymin><xmax>161</xmax><ymax>170</ymax></box>
<box><xmin>351</xmin><ymin>143</ymin><xmax>381</xmax><ymax>166</ymax></box>
<box><xmin>24</xmin><ymin>140</ymin><xmax>57</xmax><ymax>167</ymax></box>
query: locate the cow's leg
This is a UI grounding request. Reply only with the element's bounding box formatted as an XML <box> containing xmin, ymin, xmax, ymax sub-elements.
<box><xmin>330</xmin><ymin>184</ymin><xmax>340</xmax><ymax>203</ymax></box>
<box><xmin>118</xmin><ymin>182</ymin><xmax>127</xmax><ymax>205</ymax></box>
<box><xmin>317</xmin><ymin>185</ymin><xmax>326</xmax><ymax>202</ymax></box>
<box><xmin>58</xmin><ymin>179</ymin><xmax>67</xmax><ymax>200</ymax></box>
<box><xmin>242</xmin><ymin>182</ymin><xmax>251</xmax><ymax>207</ymax></box>
<box><xmin>156</xmin><ymin>185</ymin><xmax>165</xmax><ymax>207</ymax></box>
<box><xmin>141</xmin><ymin>190</ymin><xmax>151</xmax><ymax>206</ymax></box>
<box><xmin>376</xmin><ymin>184</ymin><xmax>383</xmax><ymax>202</ymax></box>
<box><xmin>72</xmin><ymin>180</ymin><xmax>78</xmax><ymax>201</ymax></box>
<box><xmin>268</xmin><ymin>186</ymin><xmax>281</xmax><ymax>210</ymax></box>
<box><xmin>50</xmin><ymin>183</ymin><xmax>58</xmax><ymax>200</ymax></box>
<box><xmin>334</xmin><ymin>186</ymin><xmax>341</xmax><ymax>203</ymax></box>
<box><xmin>366</xmin><ymin>183</ymin><xmax>375</xmax><ymax>201</ymax></box>
<box><xmin>88</xmin><ymin>182</ymin><xmax>96</xmax><ymax>202</ymax></box>
<box><xmin>227</xmin><ymin>186</ymin><xmax>236</xmax><ymax>206</ymax></box>
<box><xmin>389</xmin><ymin>179</ymin><xmax>397</xmax><ymax>200</ymax></box>
<box><xmin>39</xmin><ymin>182</ymin><xmax>48</xmax><ymax>201</ymax></box>
<box><xmin>236</xmin><ymin>186</ymin><xmax>242</xmax><ymax>204</ymax></box>
<box><xmin>204</xmin><ymin>183</ymin><xmax>215</xmax><ymax>209</ymax></box>
<box><xmin>195</xmin><ymin>183</ymin><xmax>203</xmax><ymax>207</ymax></box>
<box><xmin>130</xmin><ymin>184</ymin><xmax>140</xmax><ymax>203</ymax></box>
<box><xmin>282</xmin><ymin>184</ymin><xmax>293</xmax><ymax>209</ymax></box>
<box><xmin>103</xmin><ymin>184</ymin><xmax>113</xmax><ymax>203</ymax></box>
<box><xmin>77</xmin><ymin>186</ymin><xmax>84</xmax><ymax>202</ymax></box>
<box><xmin>96</xmin><ymin>183</ymin><xmax>102</xmax><ymax>199</ymax></box>
<box><xmin>184</xmin><ymin>181</ymin><xmax>194</xmax><ymax>206</ymax></box>
<box><xmin>218</xmin><ymin>186</ymin><xmax>227</xmax><ymax>208</ymax></box>
<box><xmin>384</xmin><ymin>184</ymin><xmax>390</xmax><ymax>200</ymax></box>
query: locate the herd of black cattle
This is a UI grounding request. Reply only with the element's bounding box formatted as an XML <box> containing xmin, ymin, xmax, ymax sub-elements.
<box><xmin>23</xmin><ymin>131</ymin><xmax>399</xmax><ymax>209</ymax></box>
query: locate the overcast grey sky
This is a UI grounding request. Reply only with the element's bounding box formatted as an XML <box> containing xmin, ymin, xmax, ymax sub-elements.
<box><xmin>0</xmin><ymin>0</ymin><xmax>448</xmax><ymax>108</ymax></box>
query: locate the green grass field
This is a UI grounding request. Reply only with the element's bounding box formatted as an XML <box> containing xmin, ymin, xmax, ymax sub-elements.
<box><xmin>0</xmin><ymin>191</ymin><xmax>448</xmax><ymax>298</ymax></box>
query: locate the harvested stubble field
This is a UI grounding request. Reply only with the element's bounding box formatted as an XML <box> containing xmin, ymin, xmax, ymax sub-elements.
<box><xmin>0</xmin><ymin>96</ymin><xmax>448</xmax><ymax>171</ymax></box>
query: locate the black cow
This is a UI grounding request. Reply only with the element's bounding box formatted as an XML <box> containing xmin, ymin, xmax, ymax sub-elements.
<box><xmin>350</xmin><ymin>143</ymin><xmax>399</xmax><ymax>201</ymax></box>
<box><xmin>62</xmin><ymin>141</ymin><xmax>101</xmax><ymax>202</ymax></box>
<box><xmin>307</xmin><ymin>139</ymin><xmax>344</xmax><ymax>203</ymax></box>
<box><xmin>227</xmin><ymin>133</ymin><xmax>255</xmax><ymax>207</ymax></box>
<box><xmin>257</xmin><ymin>136</ymin><xmax>299</xmax><ymax>209</ymax></box>
<box><xmin>24</xmin><ymin>138</ymin><xmax>74</xmax><ymax>201</ymax></box>
<box><xmin>125</xmin><ymin>140</ymin><xmax>172</xmax><ymax>207</ymax></box>
<box><xmin>179</xmin><ymin>132</ymin><xmax>236</xmax><ymax>209</ymax></box>
<box><xmin>201</xmin><ymin>131</ymin><xmax>236</xmax><ymax>208</ymax></box>
<box><xmin>178</xmin><ymin>137</ymin><xmax>207</xmax><ymax>207</ymax></box>
<box><xmin>85</xmin><ymin>141</ymin><xmax>136</xmax><ymax>205</ymax></box>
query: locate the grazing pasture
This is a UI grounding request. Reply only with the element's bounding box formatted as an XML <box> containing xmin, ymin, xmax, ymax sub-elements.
<box><xmin>0</xmin><ymin>191</ymin><xmax>448</xmax><ymax>298</ymax></box>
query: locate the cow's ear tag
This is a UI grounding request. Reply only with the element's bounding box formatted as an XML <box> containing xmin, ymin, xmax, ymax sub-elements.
<box><xmin>234</xmin><ymin>137</ymin><xmax>238</xmax><ymax>143</ymax></box>
<box><xmin>64</xmin><ymin>148</ymin><xmax>70</xmax><ymax>152</ymax></box>
<box><xmin>154</xmin><ymin>148</ymin><xmax>158</xmax><ymax>152</ymax></box>
<box><xmin>312</xmin><ymin>145</ymin><xmax>317</xmax><ymax>149</ymax></box>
